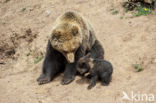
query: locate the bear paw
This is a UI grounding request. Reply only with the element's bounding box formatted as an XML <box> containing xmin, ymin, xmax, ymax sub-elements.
<box><xmin>101</xmin><ymin>82</ymin><xmax>109</xmax><ymax>86</ymax></box>
<box><xmin>37</xmin><ymin>74</ymin><xmax>51</xmax><ymax>85</ymax></box>
<box><xmin>61</xmin><ymin>76</ymin><xmax>75</xmax><ymax>85</ymax></box>
<box><xmin>87</xmin><ymin>85</ymin><xmax>94</xmax><ymax>90</ymax></box>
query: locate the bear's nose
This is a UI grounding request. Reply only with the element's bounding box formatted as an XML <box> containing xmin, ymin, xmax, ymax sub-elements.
<box><xmin>66</xmin><ymin>53</ymin><xmax>75</xmax><ymax>63</ymax></box>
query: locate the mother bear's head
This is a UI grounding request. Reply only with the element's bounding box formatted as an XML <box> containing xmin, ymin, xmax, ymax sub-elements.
<box><xmin>50</xmin><ymin>23</ymin><xmax>82</xmax><ymax>63</ymax></box>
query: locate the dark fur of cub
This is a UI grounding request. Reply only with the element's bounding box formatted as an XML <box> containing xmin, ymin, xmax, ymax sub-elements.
<box><xmin>77</xmin><ymin>53</ymin><xmax>113</xmax><ymax>89</ymax></box>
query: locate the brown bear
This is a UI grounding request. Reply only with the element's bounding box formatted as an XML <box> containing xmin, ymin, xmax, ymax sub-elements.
<box><xmin>77</xmin><ymin>53</ymin><xmax>113</xmax><ymax>89</ymax></box>
<box><xmin>37</xmin><ymin>11</ymin><xmax>104</xmax><ymax>85</ymax></box>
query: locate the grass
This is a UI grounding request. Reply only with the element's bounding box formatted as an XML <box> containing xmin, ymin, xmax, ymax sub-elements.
<box><xmin>132</xmin><ymin>64</ymin><xmax>144</xmax><ymax>72</ymax></box>
<box><xmin>26</xmin><ymin>53</ymin><xmax>30</xmax><ymax>56</ymax></box>
<box><xmin>123</xmin><ymin>1</ymin><xmax>153</xmax><ymax>17</ymax></box>
<box><xmin>133</xmin><ymin>5</ymin><xmax>152</xmax><ymax>17</ymax></box>
<box><xmin>112</xmin><ymin>10</ymin><xmax>119</xmax><ymax>15</ymax></box>
<box><xmin>110</xmin><ymin>8</ymin><xmax>119</xmax><ymax>15</ymax></box>
<box><xmin>120</xmin><ymin>16</ymin><xmax>124</xmax><ymax>19</ymax></box>
<box><xmin>34</xmin><ymin>56</ymin><xmax>43</xmax><ymax>64</ymax></box>
<box><xmin>21</xmin><ymin>8</ymin><xmax>26</xmax><ymax>12</ymax></box>
<box><xmin>2</xmin><ymin>21</ymin><xmax>6</xmax><ymax>24</ymax></box>
<box><xmin>5</xmin><ymin>0</ymin><xmax>10</xmax><ymax>3</ymax></box>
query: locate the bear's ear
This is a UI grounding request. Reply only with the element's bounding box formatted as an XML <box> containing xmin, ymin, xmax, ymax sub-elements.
<box><xmin>86</xmin><ymin>53</ymin><xmax>91</xmax><ymax>58</ymax></box>
<box><xmin>72</xmin><ymin>26</ymin><xmax>78</xmax><ymax>36</ymax></box>
<box><xmin>52</xmin><ymin>30</ymin><xmax>61</xmax><ymax>40</ymax></box>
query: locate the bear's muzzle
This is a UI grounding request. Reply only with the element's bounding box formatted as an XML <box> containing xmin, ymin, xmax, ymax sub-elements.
<box><xmin>66</xmin><ymin>53</ymin><xmax>75</xmax><ymax>63</ymax></box>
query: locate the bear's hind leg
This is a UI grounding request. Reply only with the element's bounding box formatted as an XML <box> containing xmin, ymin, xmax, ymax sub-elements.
<box><xmin>90</xmin><ymin>40</ymin><xmax>104</xmax><ymax>59</ymax></box>
<box><xmin>101</xmin><ymin>73</ymin><xmax>111</xmax><ymax>86</ymax></box>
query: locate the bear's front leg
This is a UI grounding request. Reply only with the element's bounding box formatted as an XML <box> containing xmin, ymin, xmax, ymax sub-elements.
<box><xmin>61</xmin><ymin>62</ymin><xmax>77</xmax><ymax>85</ymax></box>
<box><xmin>87</xmin><ymin>75</ymin><xmax>98</xmax><ymax>90</ymax></box>
<box><xmin>37</xmin><ymin>40</ymin><xmax>65</xmax><ymax>85</ymax></box>
<box><xmin>37</xmin><ymin>58</ymin><xmax>63</xmax><ymax>85</ymax></box>
<box><xmin>61</xmin><ymin>46</ymin><xmax>86</xmax><ymax>85</ymax></box>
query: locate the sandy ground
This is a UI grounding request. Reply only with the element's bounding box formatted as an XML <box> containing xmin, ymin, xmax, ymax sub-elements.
<box><xmin>0</xmin><ymin>0</ymin><xmax>156</xmax><ymax>103</ymax></box>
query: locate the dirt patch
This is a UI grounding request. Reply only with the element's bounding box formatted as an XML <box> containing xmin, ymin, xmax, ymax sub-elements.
<box><xmin>0</xmin><ymin>28</ymin><xmax>37</xmax><ymax>62</ymax></box>
<box><xmin>0</xmin><ymin>0</ymin><xmax>156</xmax><ymax>103</ymax></box>
<box><xmin>0</xmin><ymin>34</ymin><xmax>16</xmax><ymax>62</ymax></box>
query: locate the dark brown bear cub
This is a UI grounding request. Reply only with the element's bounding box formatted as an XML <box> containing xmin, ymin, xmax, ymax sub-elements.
<box><xmin>77</xmin><ymin>53</ymin><xmax>113</xmax><ymax>89</ymax></box>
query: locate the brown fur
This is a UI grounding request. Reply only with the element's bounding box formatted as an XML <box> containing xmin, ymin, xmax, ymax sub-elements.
<box><xmin>50</xmin><ymin>11</ymin><xmax>96</xmax><ymax>63</ymax></box>
<box><xmin>37</xmin><ymin>11</ymin><xmax>104</xmax><ymax>85</ymax></box>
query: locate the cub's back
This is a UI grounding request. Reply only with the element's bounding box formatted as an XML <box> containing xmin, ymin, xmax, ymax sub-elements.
<box><xmin>93</xmin><ymin>59</ymin><xmax>113</xmax><ymax>74</ymax></box>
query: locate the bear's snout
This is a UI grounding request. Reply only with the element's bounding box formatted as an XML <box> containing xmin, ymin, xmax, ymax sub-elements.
<box><xmin>66</xmin><ymin>53</ymin><xmax>75</xmax><ymax>63</ymax></box>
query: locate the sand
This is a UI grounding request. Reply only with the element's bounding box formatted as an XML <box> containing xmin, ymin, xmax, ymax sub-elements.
<box><xmin>0</xmin><ymin>0</ymin><xmax>156</xmax><ymax>103</ymax></box>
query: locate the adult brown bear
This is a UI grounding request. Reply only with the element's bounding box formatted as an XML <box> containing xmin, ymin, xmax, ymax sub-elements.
<box><xmin>37</xmin><ymin>11</ymin><xmax>104</xmax><ymax>85</ymax></box>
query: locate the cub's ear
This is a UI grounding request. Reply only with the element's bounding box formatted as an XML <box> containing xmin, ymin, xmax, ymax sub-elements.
<box><xmin>72</xmin><ymin>26</ymin><xmax>78</xmax><ymax>36</ymax></box>
<box><xmin>86</xmin><ymin>53</ymin><xmax>91</xmax><ymax>58</ymax></box>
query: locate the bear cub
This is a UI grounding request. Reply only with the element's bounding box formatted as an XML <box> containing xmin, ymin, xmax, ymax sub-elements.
<box><xmin>77</xmin><ymin>53</ymin><xmax>113</xmax><ymax>89</ymax></box>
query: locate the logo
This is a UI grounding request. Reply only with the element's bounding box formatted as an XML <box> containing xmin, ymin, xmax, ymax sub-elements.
<box><xmin>122</xmin><ymin>91</ymin><xmax>155</xmax><ymax>102</ymax></box>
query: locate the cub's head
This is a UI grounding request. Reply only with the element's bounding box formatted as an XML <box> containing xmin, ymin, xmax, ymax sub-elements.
<box><xmin>77</xmin><ymin>53</ymin><xmax>93</xmax><ymax>75</ymax></box>
<box><xmin>50</xmin><ymin>23</ymin><xmax>82</xmax><ymax>63</ymax></box>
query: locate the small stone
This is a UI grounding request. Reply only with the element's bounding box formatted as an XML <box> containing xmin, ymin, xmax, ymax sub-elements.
<box><xmin>45</xmin><ymin>10</ymin><xmax>51</xmax><ymax>17</ymax></box>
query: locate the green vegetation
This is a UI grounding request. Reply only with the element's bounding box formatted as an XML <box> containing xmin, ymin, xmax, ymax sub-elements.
<box><xmin>132</xmin><ymin>64</ymin><xmax>144</xmax><ymax>72</ymax></box>
<box><xmin>2</xmin><ymin>21</ymin><xmax>6</xmax><ymax>24</ymax></box>
<box><xmin>112</xmin><ymin>10</ymin><xmax>119</xmax><ymax>15</ymax></box>
<box><xmin>21</xmin><ymin>8</ymin><xmax>26</xmax><ymax>12</ymax></box>
<box><xmin>120</xmin><ymin>16</ymin><xmax>124</xmax><ymax>19</ymax></box>
<box><xmin>133</xmin><ymin>5</ymin><xmax>152</xmax><ymax>17</ymax></box>
<box><xmin>5</xmin><ymin>0</ymin><xmax>10</xmax><ymax>3</ymax></box>
<box><xmin>34</xmin><ymin>56</ymin><xmax>43</xmax><ymax>64</ymax></box>
<box><xmin>26</xmin><ymin>53</ymin><xmax>30</xmax><ymax>56</ymax></box>
<box><xmin>123</xmin><ymin>1</ymin><xmax>154</xmax><ymax>17</ymax></box>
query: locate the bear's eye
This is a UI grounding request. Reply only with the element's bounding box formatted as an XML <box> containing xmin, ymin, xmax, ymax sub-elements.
<box><xmin>52</xmin><ymin>34</ymin><xmax>61</xmax><ymax>40</ymax></box>
<box><xmin>62</xmin><ymin>50</ymin><xmax>67</xmax><ymax>54</ymax></box>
